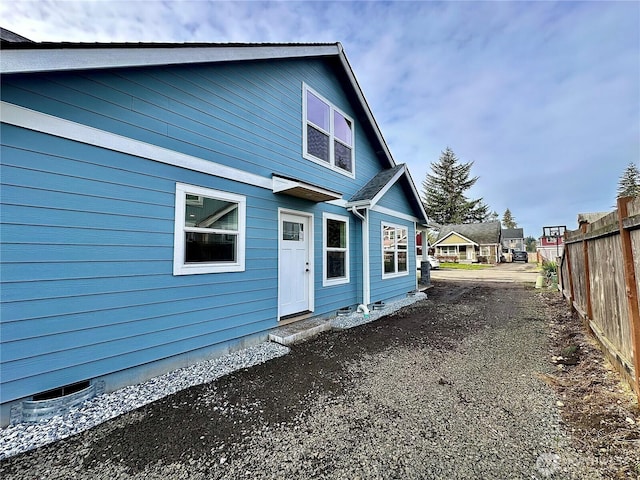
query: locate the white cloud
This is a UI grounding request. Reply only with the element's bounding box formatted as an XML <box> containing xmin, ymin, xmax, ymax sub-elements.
<box><xmin>1</xmin><ymin>0</ymin><xmax>638</xmax><ymax>235</ymax></box>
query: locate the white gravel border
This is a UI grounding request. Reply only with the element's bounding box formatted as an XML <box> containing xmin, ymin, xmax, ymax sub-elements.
<box><xmin>0</xmin><ymin>291</ymin><xmax>428</xmax><ymax>460</ymax></box>
<box><xmin>0</xmin><ymin>342</ymin><xmax>290</xmax><ymax>460</ymax></box>
<box><xmin>330</xmin><ymin>292</ymin><xmax>428</xmax><ymax>329</ymax></box>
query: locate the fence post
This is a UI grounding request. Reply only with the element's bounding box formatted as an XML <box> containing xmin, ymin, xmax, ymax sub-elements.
<box><xmin>564</xmin><ymin>243</ymin><xmax>575</xmax><ymax>310</ymax></box>
<box><xmin>581</xmin><ymin>223</ymin><xmax>593</xmax><ymax>321</ymax></box>
<box><xmin>616</xmin><ymin>196</ymin><xmax>640</xmax><ymax>400</ymax></box>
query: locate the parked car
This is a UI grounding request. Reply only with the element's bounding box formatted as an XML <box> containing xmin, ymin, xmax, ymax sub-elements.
<box><xmin>512</xmin><ymin>251</ymin><xmax>528</xmax><ymax>263</ymax></box>
<box><xmin>427</xmin><ymin>255</ymin><xmax>440</xmax><ymax>269</ymax></box>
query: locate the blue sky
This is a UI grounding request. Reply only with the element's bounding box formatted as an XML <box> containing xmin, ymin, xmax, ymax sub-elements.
<box><xmin>3</xmin><ymin>0</ymin><xmax>639</xmax><ymax>238</ymax></box>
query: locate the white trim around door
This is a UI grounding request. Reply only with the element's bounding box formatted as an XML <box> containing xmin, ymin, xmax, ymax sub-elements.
<box><xmin>277</xmin><ymin>208</ymin><xmax>314</xmax><ymax>320</ymax></box>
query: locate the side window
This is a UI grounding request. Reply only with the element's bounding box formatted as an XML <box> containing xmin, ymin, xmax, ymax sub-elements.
<box><xmin>323</xmin><ymin>212</ymin><xmax>349</xmax><ymax>286</ymax></box>
<box><xmin>303</xmin><ymin>84</ymin><xmax>354</xmax><ymax>177</ymax></box>
<box><xmin>173</xmin><ymin>183</ymin><xmax>246</xmax><ymax>275</ymax></box>
<box><xmin>382</xmin><ymin>223</ymin><xmax>409</xmax><ymax>278</ymax></box>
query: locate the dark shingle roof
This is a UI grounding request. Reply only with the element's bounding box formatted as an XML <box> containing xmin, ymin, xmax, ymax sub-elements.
<box><xmin>501</xmin><ymin>228</ymin><xmax>524</xmax><ymax>239</ymax></box>
<box><xmin>348</xmin><ymin>164</ymin><xmax>405</xmax><ymax>203</ymax></box>
<box><xmin>0</xmin><ymin>27</ymin><xmax>34</xmax><ymax>44</ymax></box>
<box><xmin>435</xmin><ymin>222</ymin><xmax>501</xmax><ymax>245</ymax></box>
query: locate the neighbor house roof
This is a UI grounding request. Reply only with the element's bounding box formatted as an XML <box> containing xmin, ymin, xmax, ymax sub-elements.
<box><xmin>433</xmin><ymin>221</ymin><xmax>502</xmax><ymax>246</ymax></box>
<box><xmin>501</xmin><ymin>228</ymin><xmax>524</xmax><ymax>240</ymax></box>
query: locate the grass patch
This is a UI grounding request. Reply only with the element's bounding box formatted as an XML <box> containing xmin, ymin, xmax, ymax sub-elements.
<box><xmin>440</xmin><ymin>262</ymin><xmax>495</xmax><ymax>270</ymax></box>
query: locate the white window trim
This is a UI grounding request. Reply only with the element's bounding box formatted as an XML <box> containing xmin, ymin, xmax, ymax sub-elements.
<box><xmin>323</xmin><ymin>212</ymin><xmax>350</xmax><ymax>286</ymax></box>
<box><xmin>382</xmin><ymin>221</ymin><xmax>410</xmax><ymax>279</ymax></box>
<box><xmin>438</xmin><ymin>245</ymin><xmax>459</xmax><ymax>256</ymax></box>
<box><xmin>302</xmin><ymin>83</ymin><xmax>355</xmax><ymax>178</ymax></box>
<box><xmin>173</xmin><ymin>183</ymin><xmax>246</xmax><ymax>275</ymax></box>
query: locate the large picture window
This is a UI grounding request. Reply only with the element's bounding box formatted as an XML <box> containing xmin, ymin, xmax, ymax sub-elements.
<box><xmin>303</xmin><ymin>84</ymin><xmax>355</xmax><ymax>177</ymax></box>
<box><xmin>439</xmin><ymin>245</ymin><xmax>458</xmax><ymax>256</ymax></box>
<box><xmin>323</xmin><ymin>212</ymin><xmax>349</xmax><ymax>286</ymax></box>
<box><xmin>382</xmin><ymin>223</ymin><xmax>409</xmax><ymax>277</ymax></box>
<box><xmin>173</xmin><ymin>183</ymin><xmax>246</xmax><ymax>275</ymax></box>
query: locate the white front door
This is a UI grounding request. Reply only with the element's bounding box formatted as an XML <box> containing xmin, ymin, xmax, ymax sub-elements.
<box><xmin>279</xmin><ymin>213</ymin><xmax>311</xmax><ymax>318</ymax></box>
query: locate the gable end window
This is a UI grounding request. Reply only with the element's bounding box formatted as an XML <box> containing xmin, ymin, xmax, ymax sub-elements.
<box><xmin>323</xmin><ymin>212</ymin><xmax>350</xmax><ymax>286</ymax></box>
<box><xmin>173</xmin><ymin>183</ymin><xmax>246</xmax><ymax>275</ymax></box>
<box><xmin>382</xmin><ymin>222</ymin><xmax>409</xmax><ymax>278</ymax></box>
<box><xmin>303</xmin><ymin>84</ymin><xmax>355</xmax><ymax>177</ymax></box>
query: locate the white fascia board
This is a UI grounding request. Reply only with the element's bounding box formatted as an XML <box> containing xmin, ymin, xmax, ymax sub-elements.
<box><xmin>366</xmin><ymin>165</ymin><xmax>429</xmax><ymax>225</ymax></box>
<box><xmin>370</xmin><ymin>205</ymin><xmax>422</xmax><ymax>224</ymax></box>
<box><xmin>336</xmin><ymin>47</ymin><xmax>396</xmax><ymax>169</ymax></box>
<box><xmin>344</xmin><ymin>199</ymin><xmax>371</xmax><ymax>208</ymax></box>
<box><xmin>1</xmin><ymin>44</ymin><xmax>341</xmax><ymax>74</ymax></box>
<box><xmin>326</xmin><ymin>198</ymin><xmax>348</xmax><ymax>208</ymax></box>
<box><xmin>1</xmin><ymin>101</ymin><xmax>272</xmax><ymax>190</ymax></box>
<box><xmin>403</xmin><ymin>166</ymin><xmax>429</xmax><ymax>223</ymax></box>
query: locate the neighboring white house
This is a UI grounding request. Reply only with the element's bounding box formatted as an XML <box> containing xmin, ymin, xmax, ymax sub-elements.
<box><xmin>432</xmin><ymin>222</ymin><xmax>502</xmax><ymax>264</ymax></box>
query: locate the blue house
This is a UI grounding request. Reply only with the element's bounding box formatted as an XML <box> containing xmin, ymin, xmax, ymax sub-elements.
<box><xmin>0</xmin><ymin>37</ymin><xmax>428</xmax><ymax>425</ymax></box>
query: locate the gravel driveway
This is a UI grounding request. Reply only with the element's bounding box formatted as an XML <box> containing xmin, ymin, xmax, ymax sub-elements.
<box><xmin>0</xmin><ymin>282</ymin><xmax>618</xmax><ymax>479</ymax></box>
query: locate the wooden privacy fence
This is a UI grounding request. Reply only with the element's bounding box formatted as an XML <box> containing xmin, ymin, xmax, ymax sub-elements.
<box><xmin>558</xmin><ymin>196</ymin><xmax>640</xmax><ymax>402</ymax></box>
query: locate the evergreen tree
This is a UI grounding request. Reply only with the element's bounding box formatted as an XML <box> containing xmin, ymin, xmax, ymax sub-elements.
<box><xmin>617</xmin><ymin>162</ymin><xmax>640</xmax><ymax>198</ymax></box>
<box><xmin>422</xmin><ymin>147</ymin><xmax>489</xmax><ymax>225</ymax></box>
<box><xmin>502</xmin><ymin>208</ymin><xmax>517</xmax><ymax>229</ymax></box>
<box><xmin>525</xmin><ymin>236</ymin><xmax>537</xmax><ymax>252</ymax></box>
<box><xmin>488</xmin><ymin>210</ymin><xmax>499</xmax><ymax>222</ymax></box>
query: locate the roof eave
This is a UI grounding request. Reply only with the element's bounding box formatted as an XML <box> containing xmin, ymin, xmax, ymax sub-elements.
<box><xmin>335</xmin><ymin>46</ymin><xmax>396</xmax><ymax>170</ymax></box>
<box><xmin>0</xmin><ymin>43</ymin><xmax>341</xmax><ymax>74</ymax></box>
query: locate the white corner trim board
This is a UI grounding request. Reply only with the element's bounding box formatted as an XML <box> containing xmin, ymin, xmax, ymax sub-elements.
<box><xmin>0</xmin><ymin>101</ymin><xmax>272</xmax><ymax>190</ymax></box>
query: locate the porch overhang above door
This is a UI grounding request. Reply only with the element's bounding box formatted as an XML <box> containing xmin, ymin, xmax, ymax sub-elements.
<box><xmin>272</xmin><ymin>174</ymin><xmax>342</xmax><ymax>202</ymax></box>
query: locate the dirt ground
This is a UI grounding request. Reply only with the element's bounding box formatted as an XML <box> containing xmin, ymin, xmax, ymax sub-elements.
<box><xmin>540</xmin><ymin>291</ymin><xmax>640</xmax><ymax>478</ymax></box>
<box><xmin>1</xmin><ymin>281</ymin><xmax>638</xmax><ymax>479</ymax></box>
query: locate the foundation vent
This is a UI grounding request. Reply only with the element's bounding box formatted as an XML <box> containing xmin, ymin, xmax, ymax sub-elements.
<box><xmin>10</xmin><ymin>380</ymin><xmax>104</xmax><ymax>424</ymax></box>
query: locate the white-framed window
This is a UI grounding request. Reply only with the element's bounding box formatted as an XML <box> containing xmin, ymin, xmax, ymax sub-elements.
<box><xmin>303</xmin><ymin>84</ymin><xmax>355</xmax><ymax>177</ymax></box>
<box><xmin>382</xmin><ymin>222</ymin><xmax>409</xmax><ymax>278</ymax></box>
<box><xmin>173</xmin><ymin>183</ymin><xmax>246</xmax><ymax>275</ymax></box>
<box><xmin>323</xmin><ymin>212</ymin><xmax>349</xmax><ymax>286</ymax></box>
<box><xmin>438</xmin><ymin>245</ymin><xmax>458</xmax><ymax>256</ymax></box>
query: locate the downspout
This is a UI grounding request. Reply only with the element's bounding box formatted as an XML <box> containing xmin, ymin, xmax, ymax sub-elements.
<box><xmin>350</xmin><ymin>206</ymin><xmax>370</xmax><ymax>307</ymax></box>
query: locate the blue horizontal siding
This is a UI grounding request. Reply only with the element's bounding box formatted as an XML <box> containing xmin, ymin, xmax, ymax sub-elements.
<box><xmin>1</xmin><ymin>317</ymin><xmax>275</xmax><ymax>402</ymax></box>
<box><xmin>0</xmin><ymin>54</ymin><xmax>418</xmax><ymax>406</ymax></box>
<box><xmin>368</xmin><ymin>210</ymin><xmax>417</xmax><ymax>303</ymax></box>
<box><xmin>3</xmin><ymin>299</ymin><xmax>277</xmax><ymax>346</ymax></box>
<box><xmin>1</xmin><ymin>244</ymin><xmax>171</xmax><ymax>264</ymax></box>
<box><xmin>312</xmin><ymin>207</ymin><xmax>361</xmax><ymax>311</ymax></box>
<box><xmin>376</xmin><ymin>180</ymin><xmax>416</xmax><ymax>217</ymax></box>
<box><xmin>2</xmin><ymin>293</ymin><xmax>276</xmax><ymax>363</ymax></box>
<box><xmin>2</xmin><ymin>279</ymin><xmax>273</xmax><ymax>324</ymax></box>
<box><xmin>2</xmin><ymin>58</ymin><xmax>388</xmax><ymax>200</ymax></box>
<box><xmin>0</xmin><ymin>125</ymin><xmax>370</xmax><ymax>403</ymax></box>
<box><xmin>0</xmin><ymin>127</ymin><xmax>287</xmax><ymax>402</ymax></box>
<box><xmin>1</xmin><ymin>271</ymin><xmax>275</xmax><ymax>302</ymax></box>
<box><xmin>0</xmin><ymin>224</ymin><xmax>172</xmax><ymax>249</ymax></box>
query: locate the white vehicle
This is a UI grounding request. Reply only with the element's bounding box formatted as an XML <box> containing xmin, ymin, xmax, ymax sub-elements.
<box><xmin>427</xmin><ymin>255</ymin><xmax>440</xmax><ymax>269</ymax></box>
